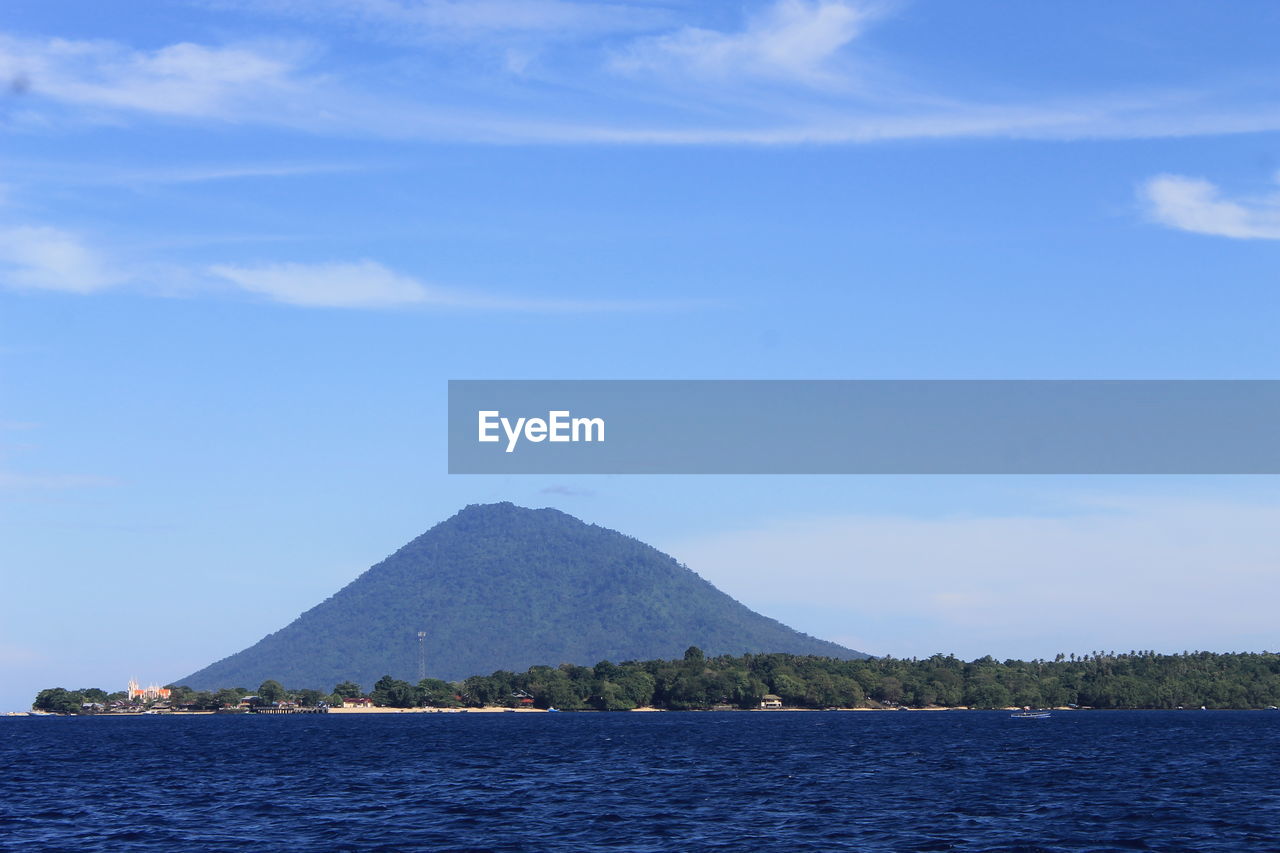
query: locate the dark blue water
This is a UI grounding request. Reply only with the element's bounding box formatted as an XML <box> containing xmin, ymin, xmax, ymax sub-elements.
<box><xmin>2</xmin><ymin>711</ymin><xmax>1277</xmax><ymax>851</ymax></box>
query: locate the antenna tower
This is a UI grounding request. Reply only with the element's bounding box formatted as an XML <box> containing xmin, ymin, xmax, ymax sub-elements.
<box><xmin>417</xmin><ymin>631</ymin><xmax>428</xmax><ymax>680</ymax></box>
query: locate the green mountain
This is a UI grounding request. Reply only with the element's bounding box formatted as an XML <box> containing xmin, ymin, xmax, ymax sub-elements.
<box><xmin>178</xmin><ymin>502</ymin><xmax>866</xmax><ymax>691</ymax></box>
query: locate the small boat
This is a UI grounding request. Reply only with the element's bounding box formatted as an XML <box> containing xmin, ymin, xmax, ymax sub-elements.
<box><xmin>1010</xmin><ymin>711</ymin><xmax>1051</xmax><ymax>719</ymax></box>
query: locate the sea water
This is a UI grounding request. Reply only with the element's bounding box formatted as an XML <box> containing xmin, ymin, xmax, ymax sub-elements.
<box><xmin>3</xmin><ymin>710</ymin><xmax>1277</xmax><ymax>851</ymax></box>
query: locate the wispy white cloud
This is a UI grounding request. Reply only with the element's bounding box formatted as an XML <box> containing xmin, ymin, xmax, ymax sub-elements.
<box><xmin>0</xmin><ymin>217</ymin><xmax>699</xmax><ymax>310</ymax></box>
<box><xmin>0</xmin><ymin>160</ymin><xmax>371</xmax><ymax>208</ymax></box>
<box><xmin>668</xmin><ymin>497</ymin><xmax>1280</xmax><ymax>658</ymax></box>
<box><xmin>0</xmin><ymin>34</ymin><xmax>315</xmax><ymax>122</ymax></box>
<box><xmin>115</xmin><ymin>162</ymin><xmax>369</xmax><ymax>185</ymax></box>
<box><xmin>443</xmin><ymin>91</ymin><xmax>1280</xmax><ymax>145</ymax></box>
<box><xmin>208</xmin><ymin>0</ymin><xmax>667</xmax><ymax>40</ymax></box>
<box><xmin>610</xmin><ymin>0</ymin><xmax>874</xmax><ymax>87</ymax></box>
<box><xmin>1141</xmin><ymin>173</ymin><xmax>1280</xmax><ymax>240</ymax></box>
<box><xmin>209</xmin><ymin>260</ymin><xmax>440</xmax><ymax>308</ymax></box>
<box><xmin>0</xmin><ymin>32</ymin><xmax>495</xmax><ymax>138</ymax></box>
<box><xmin>0</xmin><ymin>225</ymin><xmax>123</xmax><ymax>293</ymax></box>
<box><xmin>5</xmin><ymin>12</ymin><xmax>1280</xmax><ymax>146</ymax></box>
<box><xmin>208</xmin><ymin>259</ymin><xmax>702</xmax><ymax>311</ymax></box>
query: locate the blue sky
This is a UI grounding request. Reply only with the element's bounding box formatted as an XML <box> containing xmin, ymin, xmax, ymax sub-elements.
<box><xmin>2</xmin><ymin>1</ymin><xmax>1279</xmax><ymax>710</ymax></box>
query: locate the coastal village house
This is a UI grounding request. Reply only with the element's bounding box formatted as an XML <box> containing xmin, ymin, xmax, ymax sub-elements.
<box><xmin>760</xmin><ymin>695</ymin><xmax>783</xmax><ymax>709</ymax></box>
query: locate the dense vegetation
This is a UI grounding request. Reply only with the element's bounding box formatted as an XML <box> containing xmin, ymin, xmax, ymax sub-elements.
<box><xmin>179</xmin><ymin>502</ymin><xmax>864</xmax><ymax>691</ymax></box>
<box><xmin>31</xmin><ymin>687</ymin><xmax>118</xmax><ymax>714</ymax></box>
<box><xmin>30</xmin><ymin>682</ymin><xmax>326</xmax><ymax>714</ymax></box>
<box><xmin>39</xmin><ymin>649</ymin><xmax>1280</xmax><ymax>713</ymax></box>
<box><xmin>455</xmin><ymin>649</ymin><xmax>1280</xmax><ymax>711</ymax></box>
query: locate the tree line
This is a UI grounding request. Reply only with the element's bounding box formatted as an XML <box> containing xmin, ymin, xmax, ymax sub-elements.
<box><xmin>455</xmin><ymin>647</ymin><xmax>1280</xmax><ymax>710</ymax></box>
<box><xmin>32</xmin><ymin>649</ymin><xmax>1280</xmax><ymax>713</ymax></box>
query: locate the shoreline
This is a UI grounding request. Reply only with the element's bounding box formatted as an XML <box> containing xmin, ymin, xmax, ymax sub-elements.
<box><xmin>21</xmin><ymin>705</ymin><xmax>1279</xmax><ymax>717</ymax></box>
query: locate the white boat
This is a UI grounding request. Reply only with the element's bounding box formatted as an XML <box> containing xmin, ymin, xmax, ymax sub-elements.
<box><xmin>1010</xmin><ymin>710</ymin><xmax>1051</xmax><ymax>719</ymax></box>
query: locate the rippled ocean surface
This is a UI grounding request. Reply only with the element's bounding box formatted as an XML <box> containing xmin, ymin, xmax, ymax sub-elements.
<box><xmin>3</xmin><ymin>710</ymin><xmax>1278</xmax><ymax>851</ymax></box>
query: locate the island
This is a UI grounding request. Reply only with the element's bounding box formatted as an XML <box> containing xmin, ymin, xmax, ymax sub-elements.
<box><xmin>28</xmin><ymin>648</ymin><xmax>1280</xmax><ymax>714</ymax></box>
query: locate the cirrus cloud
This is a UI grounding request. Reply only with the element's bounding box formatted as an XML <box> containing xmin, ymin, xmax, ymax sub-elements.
<box><xmin>207</xmin><ymin>259</ymin><xmax>705</xmax><ymax>311</ymax></box>
<box><xmin>609</xmin><ymin>0</ymin><xmax>875</xmax><ymax>87</ymax></box>
<box><xmin>1141</xmin><ymin>173</ymin><xmax>1280</xmax><ymax>240</ymax></box>
<box><xmin>209</xmin><ymin>259</ymin><xmax>440</xmax><ymax>308</ymax></box>
<box><xmin>6</xmin><ymin>11</ymin><xmax>1280</xmax><ymax>146</ymax></box>
<box><xmin>205</xmin><ymin>0</ymin><xmax>667</xmax><ymax>41</ymax></box>
<box><xmin>0</xmin><ymin>33</ymin><xmax>315</xmax><ymax>123</ymax></box>
<box><xmin>0</xmin><ymin>225</ymin><xmax>122</xmax><ymax>293</ymax></box>
<box><xmin>667</xmin><ymin>496</ymin><xmax>1280</xmax><ymax>660</ymax></box>
<box><xmin>0</xmin><ymin>219</ymin><xmax>702</xmax><ymax>311</ymax></box>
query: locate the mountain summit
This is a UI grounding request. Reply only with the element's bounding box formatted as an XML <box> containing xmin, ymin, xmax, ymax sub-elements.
<box><xmin>179</xmin><ymin>503</ymin><xmax>866</xmax><ymax>690</ymax></box>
